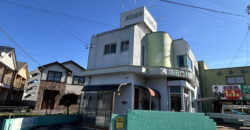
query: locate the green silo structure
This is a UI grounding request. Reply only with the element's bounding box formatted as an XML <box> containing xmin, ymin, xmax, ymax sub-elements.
<box><xmin>145</xmin><ymin>32</ymin><xmax>173</xmax><ymax>67</ymax></box>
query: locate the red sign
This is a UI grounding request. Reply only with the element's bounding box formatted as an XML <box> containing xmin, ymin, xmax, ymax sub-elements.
<box><xmin>223</xmin><ymin>89</ymin><xmax>241</xmax><ymax>100</ymax></box>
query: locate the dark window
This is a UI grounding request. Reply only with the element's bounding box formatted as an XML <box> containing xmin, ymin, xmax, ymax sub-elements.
<box><xmin>226</xmin><ymin>76</ymin><xmax>245</xmax><ymax>84</ymax></box>
<box><xmin>104</xmin><ymin>43</ymin><xmax>116</xmax><ymax>54</ymax></box>
<box><xmin>195</xmin><ymin>68</ymin><xmax>199</xmax><ymax>78</ymax></box>
<box><xmin>177</xmin><ymin>55</ymin><xmax>192</xmax><ymax>71</ymax></box>
<box><xmin>104</xmin><ymin>45</ymin><xmax>110</xmax><ymax>54</ymax></box>
<box><xmin>31</xmin><ymin>73</ymin><xmax>39</xmax><ymax>77</ymax></box>
<box><xmin>170</xmin><ymin>86</ymin><xmax>181</xmax><ymax>93</ymax></box>
<box><xmin>187</xmin><ymin>56</ymin><xmax>192</xmax><ymax>71</ymax></box>
<box><xmin>141</xmin><ymin>45</ymin><xmax>145</xmax><ymax>66</ymax></box>
<box><xmin>73</xmin><ymin>76</ymin><xmax>85</xmax><ymax>85</ymax></box>
<box><xmin>121</xmin><ymin>40</ymin><xmax>129</xmax><ymax>52</ymax></box>
<box><xmin>47</xmin><ymin>71</ymin><xmax>62</xmax><ymax>82</ymax></box>
<box><xmin>177</xmin><ymin>55</ymin><xmax>184</xmax><ymax>67</ymax></box>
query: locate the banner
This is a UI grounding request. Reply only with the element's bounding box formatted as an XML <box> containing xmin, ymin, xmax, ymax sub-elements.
<box><xmin>212</xmin><ymin>85</ymin><xmax>241</xmax><ymax>100</ymax></box>
<box><xmin>241</xmin><ymin>85</ymin><xmax>250</xmax><ymax>100</ymax></box>
<box><xmin>213</xmin><ymin>85</ymin><xmax>250</xmax><ymax>100</ymax></box>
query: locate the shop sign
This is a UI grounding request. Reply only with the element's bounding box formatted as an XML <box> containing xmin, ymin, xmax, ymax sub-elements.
<box><xmin>213</xmin><ymin>85</ymin><xmax>250</xmax><ymax>100</ymax></box>
<box><xmin>241</xmin><ymin>85</ymin><xmax>250</xmax><ymax>100</ymax></box>
<box><xmin>212</xmin><ymin>85</ymin><xmax>241</xmax><ymax>100</ymax></box>
<box><xmin>162</xmin><ymin>68</ymin><xmax>191</xmax><ymax>79</ymax></box>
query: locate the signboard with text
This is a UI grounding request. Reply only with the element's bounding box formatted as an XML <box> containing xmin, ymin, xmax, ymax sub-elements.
<box><xmin>213</xmin><ymin>85</ymin><xmax>250</xmax><ymax>100</ymax></box>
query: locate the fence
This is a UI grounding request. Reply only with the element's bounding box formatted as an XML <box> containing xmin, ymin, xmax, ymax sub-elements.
<box><xmin>2</xmin><ymin>114</ymin><xmax>78</xmax><ymax>130</ymax></box>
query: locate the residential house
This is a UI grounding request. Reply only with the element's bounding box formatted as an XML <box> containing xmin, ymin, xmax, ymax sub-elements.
<box><xmin>23</xmin><ymin>60</ymin><xmax>85</xmax><ymax>111</ymax></box>
<box><xmin>0</xmin><ymin>46</ymin><xmax>28</xmax><ymax>106</ymax></box>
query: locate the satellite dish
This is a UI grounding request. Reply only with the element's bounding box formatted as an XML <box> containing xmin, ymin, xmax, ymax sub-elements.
<box><xmin>1</xmin><ymin>52</ymin><xmax>6</xmax><ymax>57</ymax></box>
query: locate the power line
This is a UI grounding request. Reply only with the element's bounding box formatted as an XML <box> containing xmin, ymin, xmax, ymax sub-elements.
<box><xmin>0</xmin><ymin>26</ymin><xmax>42</xmax><ymax>67</ymax></box>
<box><xmin>20</xmin><ymin>0</ymin><xmax>90</xmax><ymax>49</ymax></box>
<box><xmin>0</xmin><ymin>0</ymin><xmax>117</xmax><ymax>28</ymax></box>
<box><xmin>160</xmin><ymin>0</ymin><xmax>248</xmax><ymax>18</ymax></box>
<box><xmin>227</xmin><ymin>30</ymin><xmax>249</xmax><ymax>67</ymax></box>
<box><xmin>182</xmin><ymin>0</ymin><xmax>247</xmax><ymax>26</ymax></box>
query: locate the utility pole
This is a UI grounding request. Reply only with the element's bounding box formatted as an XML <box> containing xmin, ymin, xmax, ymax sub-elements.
<box><xmin>247</xmin><ymin>5</ymin><xmax>250</xmax><ymax>30</ymax></box>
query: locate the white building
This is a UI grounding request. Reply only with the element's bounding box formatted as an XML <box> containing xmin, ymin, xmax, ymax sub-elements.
<box><xmin>80</xmin><ymin>6</ymin><xmax>200</xmax><ymax>128</ymax></box>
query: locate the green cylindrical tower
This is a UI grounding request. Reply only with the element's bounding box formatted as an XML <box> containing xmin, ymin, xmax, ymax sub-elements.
<box><xmin>146</xmin><ymin>32</ymin><xmax>173</xmax><ymax>67</ymax></box>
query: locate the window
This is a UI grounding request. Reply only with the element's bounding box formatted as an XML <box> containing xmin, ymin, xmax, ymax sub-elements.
<box><xmin>47</xmin><ymin>71</ymin><xmax>62</xmax><ymax>82</ymax></box>
<box><xmin>170</xmin><ymin>86</ymin><xmax>181</xmax><ymax>93</ymax></box>
<box><xmin>121</xmin><ymin>40</ymin><xmax>129</xmax><ymax>52</ymax></box>
<box><xmin>187</xmin><ymin>56</ymin><xmax>192</xmax><ymax>71</ymax></box>
<box><xmin>104</xmin><ymin>43</ymin><xmax>116</xmax><ymax>54</ymax></box>
<box><xmin>177</xmin><ymin>55</ymin><xmax>185</xmax><ymax>67</ymax></box>
<box><xmin>141</xmin><ymin>45</ymin><xmax>145</xmax><ymax>66</ymax></box>
<box><xmin>177</xmin><ymin>55</ymin><xmax>192</xmax><ymax>71</ymax></box>
<box><xmin>31</xmin><ymin>73</ymin><xmax>39</xmax><ymax>77</ymax></box>
<box><xmin>226</xmin><ymin>76</ymin><xmax>245</xmax><ymax>84</ymax></box>
<box><xmin>73</xmin><ymin>76</ymin><xmax>85</xmax><ymax>85</ymax></box>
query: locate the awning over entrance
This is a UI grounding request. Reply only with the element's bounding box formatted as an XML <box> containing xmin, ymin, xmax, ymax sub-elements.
<box><xmin>135</xmin><ymin>85</ymin><xmax>161</xmax><ymax>97</ymax></box>
<box><xmin>82</xmin><ymin>83</ymin><xmax>130</xmax><ymax>91</ymax></box>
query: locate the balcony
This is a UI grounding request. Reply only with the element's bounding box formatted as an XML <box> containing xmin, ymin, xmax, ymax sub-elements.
<box><xmin>0</xmin><ymin>73</ymin><xmax>12</xmax><ymax>86</ymax></box>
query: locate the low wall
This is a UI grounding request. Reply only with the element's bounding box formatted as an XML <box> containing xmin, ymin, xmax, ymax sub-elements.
<box><xmin>110</xmin><ymin>110</ymin><xmax>217</xmax><ymax>130</ymax></box>
<box><xmin>2</xmin><ymin>114</ymin><xmax>78</xmax><ymax>130</ymax></box>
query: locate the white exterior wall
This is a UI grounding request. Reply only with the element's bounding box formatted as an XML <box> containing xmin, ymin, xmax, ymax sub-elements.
<box><xmin>173</xmin><ymin>39</ymin><xmax>198</xmax><ymax>76</ymax></box>
<box><xmin>132</xmin><ymin>23</ymin><xmax>151</xmax><ymax>66</ymax></box>
<box><xmin>40</xmin><ymin>64</ymin><xmax>67</xmax><ymax>82</ymax></box>
<box><xmin>63</xmin><ymin>63</ymin><xmax>85</xmax><ymax>95</ymax></box>
<box><xmin>0</xmin><ymin>52</ymin><xmax>15</xmax><ymax>70</ymax></box>
<box><xmin>87</xmin><ymin>26</ymin><xmax>135</xmax><ymax>69</ymax></box>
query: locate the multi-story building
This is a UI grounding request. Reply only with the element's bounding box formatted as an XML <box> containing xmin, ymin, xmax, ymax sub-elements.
<box><xmin>198</xmin><ymin>61</ymin><xmax>250</xmax><ymax>113</ymax></box>
<box><xmin>80</xmin><ymin>6</ymin><xmax>200</xmax><ymax>128</ymax></box>
<box><xmin>22</xmin><ymin>60</ymin><xmax>85</xmax><ymax>111</ymax></box>
<box><xmin>22</xmin><ymin>69</ymin><xmax>41</xmax><ymax>107</ymax></box>
<box><xmin>0</xmin><ymin>46</ymin><xmax>28</xmax><ymax>106</ymax></box>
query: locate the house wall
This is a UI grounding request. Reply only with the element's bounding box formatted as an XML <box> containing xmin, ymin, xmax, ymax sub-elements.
<box><xmin>63</xmin><ymin>63</ymin><xmax>84</xmax><ymax>95</ymax></box>
<box><xmin>0</xmin><ymin>52</ymin><xmax>15</xmax><ymax>70</ymax></box>
<box><xmin>35</xmin><ymin>81</ymin><xmax>66</xmax><ymax>110</ymax></box>
<box><xmin>17</xmin><ymin>65</ymin><xmax>28</xmax><ymax>80</ymax></box>
<box><xmin>40</xmin><ymin>64</ymin><xmax>67</xmax><ymax>82</ymax></box>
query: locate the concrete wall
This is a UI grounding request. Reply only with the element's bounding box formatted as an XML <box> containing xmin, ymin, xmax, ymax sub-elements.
<box><xmin>133</xmin><ymin>23</ymin><xmax>151</xmax><ymax>66</ymax></box>
<box><xmin>87</xmin><ymin>26</ymin><xmax>135</xmax><ymax>69</ymax></box>
<box><xmin>146</xmin><ymin>77</ymin><xmax>169</xmax><ymax>111</ymax></box>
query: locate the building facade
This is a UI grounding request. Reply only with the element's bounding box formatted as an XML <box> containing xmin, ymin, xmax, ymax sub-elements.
<box><xmin>22</xmin><ymin>60</ymin><xmax>85</xmax><ymax>111</ymax></box>
<box><xmin>198</xmin><ymin>61</ymin><xmax>250</xmax><ymax>113</ymax></box>
<box><xmin>80</xmin><ymin>6</ymin><xmax>200</xmax><ymax>128</ymax></box>
<box><xmin>0</xmin><ymin>46</ymin><xmax>28</xmax><ymax>106</ymax></box>
<box><xmin>22</xmin><ymin>69</ymin><xmax>41</xmax><ymax>107</ymax></box>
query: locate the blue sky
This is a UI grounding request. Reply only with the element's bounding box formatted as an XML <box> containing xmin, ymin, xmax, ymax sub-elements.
<box><xmin>0</xmin><ymin>0</ymin><xmax>249</xmax><ymax>71</ymax></box>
